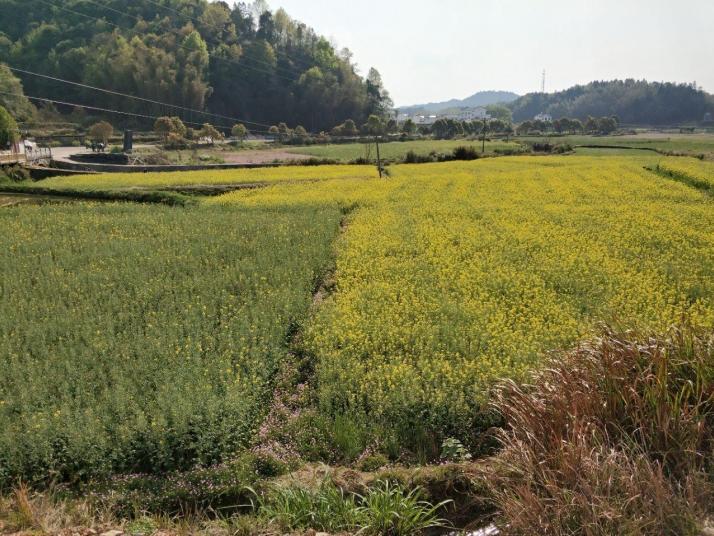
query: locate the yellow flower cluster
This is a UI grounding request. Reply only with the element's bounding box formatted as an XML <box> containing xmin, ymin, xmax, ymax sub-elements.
<box><xmin>210</xmin><ymin>156</ymin><xmax>714</xmax><ymax>433</ymax></box>
<box><xmin>295</xmin><ymin>156</ymin><xmax>713</xmax><ymax>430</ymax></box>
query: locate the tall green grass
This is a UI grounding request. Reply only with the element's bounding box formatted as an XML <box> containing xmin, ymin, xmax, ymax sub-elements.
<box><xmin>259</xmin><ymin>480</ymin><xmax>451</xmax><ymax>535</ymax></box>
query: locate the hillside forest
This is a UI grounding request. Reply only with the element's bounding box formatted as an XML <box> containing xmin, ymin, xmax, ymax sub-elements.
<box><xmin>0</xmin><ymin>0</ymin><xmax>393</xmax><ymax>133</ymax></box>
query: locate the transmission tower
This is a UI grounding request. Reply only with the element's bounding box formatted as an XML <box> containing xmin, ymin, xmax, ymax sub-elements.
<box><xmin>541</xmin><ymin>69</ymin><xmax>546</xmax><ymax>93</ymax></box>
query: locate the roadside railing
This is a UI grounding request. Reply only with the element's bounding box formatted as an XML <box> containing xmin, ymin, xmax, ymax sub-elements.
<box><xmin>25</xmin><ymin>146</ymin><xmax>52</xmax><ymax>165</ymax></box>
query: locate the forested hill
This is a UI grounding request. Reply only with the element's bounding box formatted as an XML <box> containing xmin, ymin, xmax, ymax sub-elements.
<box><xmin>399</xmin><ymin>90</ymin><xmax>520</xmax><ymax>115</ymax></box>
<box><xmin>509</xmin><ymin>80</ymin><xmax>714</xmax><ymax>125</ymax></box>
<box><xmin>0</xmin><ymin>0</ymin><xmax>392</xmax><ymax>132</ymax></box>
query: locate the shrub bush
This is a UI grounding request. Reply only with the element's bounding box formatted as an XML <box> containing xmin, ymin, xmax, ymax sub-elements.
<box><xmin>452</xmin><ymin>146</ymin><xmax>480</xmax><ymax>161</ymax></box>
<box><xmin>530</xmin><ymin>142</ymin><xmax>573</xmax><ymax>154</ymax></box>
<box><xmin>1</xmin><ymin>165</ymin><xmax>30</xmax><ymax>182</ymax></box>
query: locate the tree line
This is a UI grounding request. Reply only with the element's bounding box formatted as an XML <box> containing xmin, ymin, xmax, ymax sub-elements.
<box><xmin>0</xmin><ymin>0</ymin><xmax>392</xmax><ymax>132</ymax></box>
<box><xmin>508</xmin><ymin>80</ymin><xmax>714</xmax><ymax>125</ymax></box>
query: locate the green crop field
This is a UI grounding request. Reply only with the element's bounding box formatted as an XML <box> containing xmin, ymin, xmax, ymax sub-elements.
<box><xmin>286</xmin><ymin>139</ymin><xmax>523</xmax><ymax>162</ymax></box>
<box><xmin>0</xmin><ymin>202</ymin><xmax>342</xmax><ymax>485</ymax></box>
<box><xmin>522</xmin><ymin>132</ymin><xmax>714</xmax><ymax>157</ymax></box>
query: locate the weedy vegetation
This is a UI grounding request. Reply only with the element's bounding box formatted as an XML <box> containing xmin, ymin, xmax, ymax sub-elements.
<box><xmin>258</xmin><ymin>480</ymin><xmax>451</xmax><ymax>535</ymax></box>
<box><xmin>489</xmin><ymin>327</ymin><xmax>714</xmax><ymax>535</ymax></box>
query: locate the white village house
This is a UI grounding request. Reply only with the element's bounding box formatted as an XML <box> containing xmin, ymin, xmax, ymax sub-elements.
<box><xmin>413</xmin><ymin>115</ymin><xmax>438</xmax><ymax>125</ymax></box>
<box><xmin>443</xmin><ymin>107</ymin><xmax>491</xmax><ymax>122</ymax></box>
<box><xmin>394</xmin><ymin>107</ymin><xmax>491</xmax><ymax>126</ymax></box>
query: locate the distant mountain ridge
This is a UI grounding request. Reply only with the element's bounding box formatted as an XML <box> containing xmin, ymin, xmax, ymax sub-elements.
<box><xmin>399</xmin><ymin>90</ymin><xmax>520</xmax><ymax>114</ymax></box>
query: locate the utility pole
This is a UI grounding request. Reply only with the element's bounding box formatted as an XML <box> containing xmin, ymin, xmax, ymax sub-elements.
<box><xmin>375</xmin><ymin>136</ymin><xmax>382</xmax><ymax>178</ymax></box>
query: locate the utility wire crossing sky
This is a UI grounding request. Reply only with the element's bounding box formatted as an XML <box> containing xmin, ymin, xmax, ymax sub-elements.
<box><xmin>272</xmin><ymin>0</ymin><xmax>714</xmax><ymax>106</ymax></box>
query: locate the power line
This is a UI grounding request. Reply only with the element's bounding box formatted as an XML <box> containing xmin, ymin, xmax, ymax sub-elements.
<box><xmin>140</xmin><ymin>0</ymin><xmax>317</xmax><ymax>79</ymax></box>
<box><xmin>7</xmin><ymin>65</ymin><xmax>274</xmax><ymax>129</ymax></box>
<box><xmin>0</xmin><ymin>89</ymin><xmax>275</xmax><ymax>134</ymax></box>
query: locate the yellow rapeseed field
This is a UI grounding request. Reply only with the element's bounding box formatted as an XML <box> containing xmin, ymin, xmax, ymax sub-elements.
<box><xmin>3</xmin><ymin>154</ymin><xmax>713</xmax><ymax>479</ymax></box>
<box><xmin>216</xmin><ymin>155</ymin><xmax>714</xmax><ymax>445</ymax></box>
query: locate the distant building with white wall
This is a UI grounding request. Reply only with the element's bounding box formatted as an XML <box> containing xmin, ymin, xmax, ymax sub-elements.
<box><xmin>414</xmin><ymin>115</ymin><xmax>438</xmax><ymax>125</ymax></box>
<box><xmin>443</xmin><ymin>107</ymin><xmax>491</xmax><ymax>122</ymax></box>
<box><xmin>534</xmin><ymin>112</ymin><xmax>553</xmax><ymax>122</ymax></box>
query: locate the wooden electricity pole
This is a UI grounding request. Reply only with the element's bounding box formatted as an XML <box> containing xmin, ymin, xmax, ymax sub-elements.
<box><xmin>375</xmin><ymin>136</ymin><xmax>383</xmax><ymax>178</ymax></box>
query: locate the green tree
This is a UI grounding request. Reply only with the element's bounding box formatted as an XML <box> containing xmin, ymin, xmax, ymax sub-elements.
<box><xmin>432</xmin><ymin>119</ymin><xmax>449</xmax><ymax>139</ymax></box>
<box><xmin>177</xmin><ymin>30</ymin><xmax>211</xmax><ymax>110</ymax></box>
<box><xmin>341</xmin><ymin>119</ymin><xmax>358</xmax><ymax>137</ymax></box>
<box><xmin>363</xmin><ymin>114</ymin><xmax>385</xmax><ymax>136</ymax></box>
<box><xmin>154</xmin><ymin>117</ymin><xmax>174</xmax><ymax>140</ymax></box>
<box><xmin>584</xmin><ymin>116</ymin><xmax>598</xmax><ymax>133</ymax></box>
<box><xmin>231</xmin><ymin>123</ymin><xmax>249</xmax><ymax>141</ymax></box>
<box><xmin>517</xmin><ymin>121</ymin><xmax>533</xmax><ymax>135</ymax></box>
<box><xmin>366</xmin><ymin>68</ymin><xmax>393</xmax><ymax>117</ymax></box>
<box><xmin>1</xmin><ymin>0</ymin><xmax>390</xmax><ymax>132</ymax></box>
<box><xmin>486</xmin><ymin>104</ymin><xmax>513</xmax><ymax>123</ymax></box>
<box><xmin>277</xmin><ymin>122</ymin><xmax>293</xmax><ymax>142</ymax></box>
<box><xmin>0</xmin><ymin>105</ymin><xmax>19</xmax><ymax>147</ymax></box>
<box><xmin>505</xmin><ymin>123</ymin><xmax>515</xmax><ymax>142</ymax></box>
<box><xmin>432</xmin><ymin>118</ymin><xmax>462</xmax><ymax>139</ymax></box>
<box><xmin>533</xmin><ymin>119</ymin><xmax>549</xmax><ymax>133</ymax></box>
<box><xmin>88</xmin><ymin>121</ymin><xmax>113</xmax><ymax>144</ymax></box>
<box><xmin>489</xmin><ymin>119</ymin><xmax>506</xmax><ymax>133</ymax></box>
<box><xmin>199</xmin><ymin>123</ymin><xmax>223</xmax><ymax>144</ymax></box>
<box><xmin>597</xmin><ymin>116</ymin><xmax>618</xmax><ymax>134</ymax></box>
<box><xmin>402</xmin><ymin>119</ymin><xmax>416</xmax><ymax>136</ymax></box>
<box><xmin>293</xmin><ymin>125</ymin><xmax>309</xmax><ymax>143</ymax></box>
<box><xmin>0</xmin><ymin>65</ymin><xmax>34</xmax><ymax>121</ymax></box>
<box><xmin>170</xmin><ymin>117</ymin><xmax>187</xmax><ymax>138</ymax></box>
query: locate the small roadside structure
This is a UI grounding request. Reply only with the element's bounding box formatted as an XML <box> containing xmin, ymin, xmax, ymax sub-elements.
<box><xmin>1</xmin><ymin>139</ymin><xmax>26</xmax><ymax>165</ymax></box>
<box><xmin>534</xmin><ymin>112</ymin><xmax>553</xmax><ymax>122</ymax></box>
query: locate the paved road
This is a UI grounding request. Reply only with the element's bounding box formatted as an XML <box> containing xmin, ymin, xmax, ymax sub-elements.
<box><xmin>49</xmin><ymin>144</ymin><xmax>310</xmax><ymax>166</ymax></box>
<box><xmin>50</xmin><ymin>145</ymin><xmax>153</xmax><ymax>164</ymax></box>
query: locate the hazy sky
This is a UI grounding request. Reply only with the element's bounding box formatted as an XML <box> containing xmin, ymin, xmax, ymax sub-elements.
<box><xmin>271</xmin><ymin>0</ymin><xmax>714</xmax><ymax>106</ymax></box>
